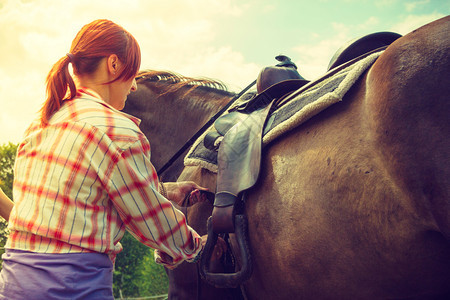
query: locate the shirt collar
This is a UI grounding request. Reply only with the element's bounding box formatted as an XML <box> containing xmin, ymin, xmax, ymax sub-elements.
<box><xmin>76</xmin><ymin>87</ymin><xmax>141</xmax><ymax>126</ymax></box>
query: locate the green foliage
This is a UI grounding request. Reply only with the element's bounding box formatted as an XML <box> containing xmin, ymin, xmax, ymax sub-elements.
<box><xmin>113</xmin><ymin>231</ymin><xmax>169</xmax><ymax>298</ymax></box>
<box><xmin>0</xmin><ymin>142</ymin><xmax>17</xmax><ymax>200</ymax></box>
<box><xmin>0</xmin><ymin>142</ymin><xmax>18</xmax><ymax>269</ymax></box>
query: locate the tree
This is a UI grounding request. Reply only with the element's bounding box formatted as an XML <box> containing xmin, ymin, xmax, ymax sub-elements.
<box><xmin>0</xmin><ymin>142</ymin><xmax>17</xmax><ymax>199</ymax></box>
<box><xmin>113</xmin><ymin>231</ymin><xmax>169</xmax><ymax>298</ymax></box>
<box><xmin>0</xmin><ymin>142</ymin><xmax>18</xmax><ymax>268</ymax></box>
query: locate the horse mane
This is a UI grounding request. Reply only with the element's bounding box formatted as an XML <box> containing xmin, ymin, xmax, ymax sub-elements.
<box><xmin>137</xmin><ymin>69</ymin><xmax>231</xmax><ymax>96</ymax></box>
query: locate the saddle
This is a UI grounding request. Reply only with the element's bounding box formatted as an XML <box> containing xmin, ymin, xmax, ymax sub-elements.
<box><xmin>199</xmin><ymin>55</ymin><xmax>308</xmax><ymax>289</ymax></box>
<box><xmin>203</xmin><ymin>55</ymin><xmax>308</xmax><ymax>234</ymax></box>
<box><xmin>328</xmin><ymin>31</ymin><xmax>401</xmax><ymax>70</ymax></box>
<box><xmin>200</xmin><ymin>31</ymin><xmax>402</xmax><ymax>289</ymax></box>
<box><xmin>204</xmin><ymin>55</ymin><xmax>308</xmax><ymax>152</ymax></box>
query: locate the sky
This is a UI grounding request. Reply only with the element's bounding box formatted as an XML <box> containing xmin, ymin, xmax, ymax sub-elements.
<box><xmin>0</xmin><ymin>0</ymin><xmax>448</xmax><ymax>144</ymax></box>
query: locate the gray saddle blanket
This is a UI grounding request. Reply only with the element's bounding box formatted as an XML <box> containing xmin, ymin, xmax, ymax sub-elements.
<box><xmin>184</xmin><ymin>50</ymin><xmax>383</xmax><ymax>173</ymax></box>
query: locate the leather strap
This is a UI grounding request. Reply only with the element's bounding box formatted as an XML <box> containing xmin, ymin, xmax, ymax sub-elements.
<box><xmin>212</xmin><ymin>102</ymin><xmax>274</xmax><ymax>233</ymax></box>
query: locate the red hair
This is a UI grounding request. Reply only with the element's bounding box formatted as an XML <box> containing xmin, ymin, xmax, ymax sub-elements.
<box><xmin>41</xmin><ymin>19</ymin><xmax>141</xmax><ymax>126</ymax></box>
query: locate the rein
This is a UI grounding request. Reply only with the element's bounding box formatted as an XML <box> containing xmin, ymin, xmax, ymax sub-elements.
<box><xmin>157</xmin><ymin>80</ymin><xmax>257</xmax><ymax>175</ymax></box>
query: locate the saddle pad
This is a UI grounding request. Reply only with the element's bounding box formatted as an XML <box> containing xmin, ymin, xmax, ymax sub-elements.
<box><xmin>184</xmin><ymin>50</ymin><xmax>383</xmax><ymax>173</ymax></box>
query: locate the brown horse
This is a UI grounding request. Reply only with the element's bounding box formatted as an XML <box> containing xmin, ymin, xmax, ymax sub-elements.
<box><xmin>124</xmin><ymin>71</ymin><xmax>235</xmax><ymax>182</ymax></box>
<box><xmin>126</xmin><ymin>16</ymin><xmax>450</xmax><ymax>299</ymax></box>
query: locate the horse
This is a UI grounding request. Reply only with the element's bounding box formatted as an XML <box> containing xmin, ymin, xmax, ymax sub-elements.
<box><xmin>125</xmin><ymin>16</ymin><xmax>450</xmax><ymax>299</ymax></box>
<box><xmin>123</xmin><ymin>71</ymin><xmax>235</xmax><ymax>182</ymax></box>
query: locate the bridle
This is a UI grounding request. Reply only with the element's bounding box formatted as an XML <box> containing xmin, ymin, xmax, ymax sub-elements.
<box><xmin>157</xmin><ymin>80</ymin><xmax>257</xmax><ymax>176</ymax></box>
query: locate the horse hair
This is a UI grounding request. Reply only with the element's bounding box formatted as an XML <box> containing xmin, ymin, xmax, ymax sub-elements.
<box><xmin>137</xmin><ymin>70</ymin><xmax>230</xmax><ymax>97</ymax></box>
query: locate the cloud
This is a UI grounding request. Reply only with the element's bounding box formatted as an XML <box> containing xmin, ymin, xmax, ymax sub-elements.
<box><xmin>359</xmin><ymin>16</ymin><xmax>380</xmax><ymax>30</ymax></box>
<box><xmin>389</xmin><ymin>13</ymin><xmax>445</xmax><ymax>34</ymax></box>
<box><xmin>404</xmin><ymin>0</ymin><xmax>430</xmax><ymax>12</ymax></box>
<box><xmin>0</xmin><ymin>0</ymin><xmax>253</xmax><ymax>144</ymax></box>
<box><xmin>176</xmin><ymin>46</ymin><xmax>261</xmax><ymax>91</ymax></box>
<box><xmin>261</xmin><ymin>4</ymin><xmax>277</xmax><ymax>13</ymax></box>
<box><xmin>374</xmin><ymin>0</ymin><xmax>397</xmax><ymax>8</ymax></box>
<box><xmin>0</xmin><ymin>68</ymin><xmax>44</xmax><ymax>144</ymax></box>
<box><xmin>0</xmin><ymin>0</ymin><xmax>446</xmax><ymax>145</ymax></box>
<box><xmin>289</xmin><ymin>13</ymin><xmax>444</xmax><ymax>80</ymax></box>
<box><xmin>0</xmin><ymin>0</ymin><xmax>249</xmax><ymax>74</ymax></box>
<box><xmin>292</xmin><ymin>23</ymin><xmax>354</xmax><ymax>79</ymax></box>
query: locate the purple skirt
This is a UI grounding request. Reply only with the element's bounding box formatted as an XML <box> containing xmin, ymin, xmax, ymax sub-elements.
<box><xmin>0</xmin><ymin>249</ymin><xmax>113</xmax><ymax>300</ymax></box>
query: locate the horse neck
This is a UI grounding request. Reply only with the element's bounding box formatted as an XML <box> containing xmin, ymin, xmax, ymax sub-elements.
<box><xmin>124</xmin><ymin>81</ymin><xmax>233</xmax><ymax>181</ymax></box>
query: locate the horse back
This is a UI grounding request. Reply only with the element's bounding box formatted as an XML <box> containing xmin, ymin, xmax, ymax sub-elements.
<box><xmin>240</xmin><ymin>16</ymin><xmax>450</xmax><ymax>299</ymax></box>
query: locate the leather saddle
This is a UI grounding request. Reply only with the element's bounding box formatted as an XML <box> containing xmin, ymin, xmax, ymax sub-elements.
<box><xmin>328</xmin><ymin>31</ymin><xmax>401</xmax><ymax>70</ymax></box>
<box><xmin>204</xmin><ymin>55</ymin><xmax>309</xmax><ymax>152</ymax></box>
<box><xmin>205</xmin><ymin>56</ymin><xmax>309</xmax><ymax>233</ymax></box>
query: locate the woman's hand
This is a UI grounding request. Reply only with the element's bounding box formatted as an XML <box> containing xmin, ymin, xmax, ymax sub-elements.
<box><xmin>0</xmin><ymin>187</ymin><xmax>14</xmax><ymax>220</ymax></box>
<box><xmin>162</xmin><ymin>181</ymin><xmax>208</xmax><ymax>207</ymax></box>
<box><xmin>201</xmin><ymin>235</ymin><xmax>227</xmax><ymax>267</ymax></box>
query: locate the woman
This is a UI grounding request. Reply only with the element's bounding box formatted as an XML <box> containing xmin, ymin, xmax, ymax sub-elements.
<box><xmin>0</xmin><ymin>19</ymin><xmax>207</xmax><ymax>299</ymax></box>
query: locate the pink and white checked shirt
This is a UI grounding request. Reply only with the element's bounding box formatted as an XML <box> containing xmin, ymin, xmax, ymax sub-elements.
<box><xmin>6</xmin><ymin>88</ymin><xmax>202</xmax><ymax>267</ymax></box>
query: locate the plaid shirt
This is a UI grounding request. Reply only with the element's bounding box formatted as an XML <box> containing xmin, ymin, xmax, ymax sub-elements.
<box><xmin>6</xmin><ymin>88</ymin><xmax>201</xmax><ymax>267</ymax></box>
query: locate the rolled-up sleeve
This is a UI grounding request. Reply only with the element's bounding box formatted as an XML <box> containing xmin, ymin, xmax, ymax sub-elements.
<box><xmin>105</xmin><ymin>138</ymin><xmax>202</xmax><ymax>268</ymax></box>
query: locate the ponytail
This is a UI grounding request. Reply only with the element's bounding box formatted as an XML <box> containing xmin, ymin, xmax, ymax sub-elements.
<box><xmin>40</xmin><ymin>55</ymin><xmax>77</xmax><ymax>126</ymax></box>
<box><xmin>40</xmin><ymin>19</ymin><xmax>140</xmax><ymax>127</ymax></box>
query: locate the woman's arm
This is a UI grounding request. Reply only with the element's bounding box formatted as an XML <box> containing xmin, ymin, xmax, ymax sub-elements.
<box><xmin>0</xmin><ymin>187</ymin><xmax>14</xmax><ymax>221</ymax></box>
<box><xmin>105</xmin><ymin>140</ymin><xmax>205</xmax><ymax>269</ymax></box>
